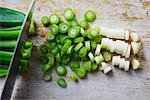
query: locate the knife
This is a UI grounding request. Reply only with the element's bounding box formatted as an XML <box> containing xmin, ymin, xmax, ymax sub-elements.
<box><xmin>1</xmin><ymin>0</ymin><xmax>35</xmax><ymax>99</ymax></box>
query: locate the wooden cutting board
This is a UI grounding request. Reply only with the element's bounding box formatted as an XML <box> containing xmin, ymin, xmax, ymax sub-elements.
<box><xmin>0</xmin><ymin>0</ymin><xmax>150</xmax><ymax>100</ymax></box>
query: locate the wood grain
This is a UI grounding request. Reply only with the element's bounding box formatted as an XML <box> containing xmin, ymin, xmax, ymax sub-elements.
<box><xmin>0</xmin><ymin>0</ymin><xmax>150</xmax><ymax>100</ymax></box>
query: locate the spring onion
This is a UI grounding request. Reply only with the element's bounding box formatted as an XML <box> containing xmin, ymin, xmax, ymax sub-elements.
<box><xmin>78</xmin><ymin>46</ymin><xmax>87</xmax><ymax>57</ymax></box>
<box><xmin>49</xmin><ymin>54</ymin><xmax>55</xmax><ymax>65</ymax></box>
<box><xmin>124</xmin><ymin>61</ymin><xmax>130</xmax><ymax>71</ymax></box>
<box><xmin>41</xmin><ymin>16</ymin><xmax>50</xmax><ymax>27</ymax></box>
<box><xmin>56</xmin><ymin>53</ymin><xmax>61</xmax><ymax>63</ymax></box>
<box><xmin>83</xmin><ymin>61</ymin><xmax>92</xmax><ymax>72</ymax></box>
<box><xmin>57</xmin><ymin>77</ymin><xmax>67</xmax><ymax>88</ymax></box>
<box><xmin>56</xmin><ymin>65</ymin><xmax>66</xmax><ymax>76</ymax></box>
<box><xmin>102</xmin><ymin>51</ymin><xmax>112</xmax><ymax>62</ymax></box>
<box><xmin>69</xmin><ymin>72</ymin><xmax>78</xmax><ymax>82</ymax></box>
<box><xmin>85</xmin><ymin>41</ymin><xmax>90</xmax><ymax>51</ymax></box>
<box><xmin>49</xmin><ymin>13</ymin><xmax>60</xmax><ymax>24</ymax></box>
<box><xmin>25</xmin><ymin>42</ymin><xmax>33</xmax><ymax>49</ymax></box>
<box><xmin>95</xmin><ymin>54</ymin><xmax>104</xmax><ymax>64</ymax></box>
<box><xmin>131</xmin><ymin>58</ymin><xmax>140</xmax><ymax>70</ymax></box>
<box><xmin>39</xmin><ymin>43</ymin><xmax>48</xmax><ymax>54</ymax></box>
<box><xmin>59</xmin><ymin>22</ymin><xmax>70</xmax><ymax>33</ymax></box>
<box><xmin>130</xmin><ymin>32</ymin><xmax>140</xmax><ymax>42</ymax></box>
<box><xmin>39</xmin><ymin>54</ymin><xmax>49</xmax><ymax>65</ymax></box>
<box><xmin>61</xmin><ymin>39</ymin><xmax>72</xmax><ymax>54</ymax></box>
<box><xmin>88</xmin><ymin>52</ymin><xmax>95</xmax><ymax>62</ymax></box>
<box><xmin>79</xmin><ymin>19</ymin><xmax>89</xmax><ymax>29</ymax></box>
<box><xmin>91</xmin><ymin>41</ymin><xmax>97</xmax><ymax>49</ymax></box>
<box><xmin>46</xmin><ymin>34</ymin><xmax>55</xmax><ymax>42</ymax></box>
<box><xmin>91</xmin><ymin>63</ymin><xmax>98</xmax><ymax>71</ymax></box>
<box><xmin>80</xmin><ymin>27</ymin><xmax>87</xmax><ymax>37</ymax></box>
<box><xmin>74</xmin><ymin>42</ymin><xmax>83</xmax><ymax>52</ymax></box>
<box><xmin>90</xmin><ymin>27</ymin><xmax>99</xmax><ymax>37</ymax></box>
<box><xmin>131</xmin><ymin>42</ymin><xmax>141</xmax><ymax>55</ymax></box>
<box><xmin>49</xmin><ymin>24</ymin><xmax>59</xmax><ymax>35</ymax></box>
<box><xmin>42</xmin><ymin>64</ymin><xmax>52</xmax><ymax>73</ymax></box>
<box><xmin>19</xmin><ymin>60</ymin><xmax>29</xmax><ymax>72</ymax></box>
<box><xmin>63</xmin><ymin>7</ymin><xmax>75</xmax><ymax>21</ymax></box>
<box><xmin>60</xmin><ymin>36</ymin><xmax>69</xmax><ymax>44</ymax></box>
<box><xmin>67</xmin><ymin>45</ymin><xmax>74</xmax><ymax>54</ymax></box>
<box><xmin>70</xmin><ymin>19</ymin><xmax>78</xmax><ymax>27</ymax></box>
<box><xmin>68</xmin><ymin>27</ymin><xmax>80</xmax><ymax>38</ymax></box>
<box><xmin>76</xmin><ymin>67</ymin><xmax>86</xmax><ymax>79</ymax></box>
<box><xmin>84</xmin><ymin>9</ymin><xmax>96</xmax><ymax>22</ymax></box>
<box><xmin>42</xmin><ymin>73</ymin><xmax>52</xmax><ymax>82</ymax></box>
<box><xmin>74</xmin><ymin>37</ymin><xmax>84</xmax><ymax>43</ymax></box>
<box><xmin>95</xmin><ymin>44</ymin><xmax>101</xmax><ymax>56</ymax></box>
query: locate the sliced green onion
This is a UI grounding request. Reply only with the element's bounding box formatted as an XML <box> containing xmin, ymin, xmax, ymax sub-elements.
<box><xmin>42</xmin><ymin>73</ymin><xmax>52</xmax><ymax>82</ymax></box>
<box><xmin>49</xmin><ymin>24</ymin><xmax>59</xmax><ymax>35</ymax></box>
<box><xmin>61</xmin><ymin>39</ymin><xmax>72</xmax><ymax>54</ymax></box>
<box><xmin>69</xmin><ymin>60</ymin><xmax>80</xmax><ymax>72</ymax></box>
<box><xmin>91</xmin><ymin>41</ymin><xmax>97</xmax><ymax>49</ymax></box>
<box><xmin>85</xmin><ymin>41</ymin><xmax>90</xmax><ymax>51</ymax></box>
<box><xmin>95</xmin><ymin>44</ymin><xmax>101</xmax><ymax>56</ymax></box>
<box><xmin>22</xmin><ymin>52</ymin><xmax>31</xmax><ymax>59</ymax></box>
<box><xmin>90</xmin><ymin>27</ymin><xmax>99</xmax><ymax>37</ymax></box>
<box><xmin>94</xmin><ymin>35</ymin><xmax>102</xmax><ymax>43</ymax></box>
<box><xmin>78</xmin><ymin>46</ymin><xmax>87</xmax><ymax>57</ymax></box>
<box><xmin>80</xmin><ymin>27</ymin><xmax>87</xmax><ymax>37</ymax></box>
<box><xmin>83</xmin><ymin>61</ymin><xmax>92</xmax><ymax>72</ymax></box>
<box><xmin>57</xmin><ymin>77</ymin><xmax>67</xmax><ymax>88</ymax></box>
<box><xmin>42</xmin><ymin>64</ymin><xmax>51</xmax><ymax>73</ymax></box>
<box><xmin>79</xmin><ymin>19</ymin><xmax>89</xmax><ymax>29</ymax></box>
<box><xmin>51</xmin><ymin>46</ymin><xmax>59</xmax><ymax>55</ymax></box>
<box><xmin>70</xmin><ymin>19</ymin><xmax>78</xmax><ymax>26</ymax></box>
<box><xmin>49</xmin><ymin>13</ymin><xmax>60</xmax><ymax>24</ymax></box>
<box><xmin>67</xmin><ymin>45</ymin><xmax>74</xmax><ymax>54</ymax></box>
<box><xmin>19</xmin><ymin>60</ymin><xmax>29</xmax><ymax>72</ymax></box>
<box><xmin>41</xmin><ymin>16</ymin><xmax>50</xmax><ymax>27</ymax></box>
<box><xmin>59</xmin><ymin>23</ymin><xmax>70</xmax><ymax>33</ymax></box>
<box><xmin>0</xmin><ymin>69</ymin><xmax>8</xmax><ymax>78</ymax></box>
<box><xmin>39</xmin><ymin>43</ymin><xmax>48</xmax><ymax>54</ymax></box>
<box><xmin>25</xmin><ymin>42</ymin><xmax>33</xmax><ymax>49</ymax></box>
<box><xmin>62</xmin><ymin>55</ymin><xmax>70</xmax><ymax>64</ymax></box>
<box><xmin>102</xmin><ymin>51</ymin><xmax>112</xmax><ymax>62</ymax></box>
<box><xmin>84</xmin><ymin>9</ymin><xmax>96</xmax><ymax>22</ymax></box>
<box><xmin>56</xmin><ymin>65</ymin><xmax>66</xmax><ymax>76</ymax></box>
<box><xmin>46</xmin><ymin>34</ymin><xmax>55</xmax><ymax>42</ymax></box>
<box><xmin>56</xmin><ymin>53</ymin><xmax>61</xmax><ymax>63</ymax></box>
<box><xmin>74</xmin><ymin>37</ymin><xmax>84</xmax><ymax>43</ymax></box>
<box><xmin>91</xmin><ymin>63</ymin><xmax>98</xmax><ymax>71</ymax></box>
<box><xmin>39</xmin><ymin>54</ymin><xmax>49</xmax><ymax>65</ymax></box>
<box><xmin>49</xmin><ymin>42</ymin><xmax>57</xmax><ymax>49</ymax></box>
<box><xmin>88</xmin><ymin>52</ymin><xmax>95</xmax><ymax>62</ymax></box>
<box><xmin>76</xmin><ymin>67</ymin><xmax>86</xmax><ymax>79</ymax></box>
<box><xmin>74</xmin><ymin>42</ymin><xmax>83</xmax><ymax>52</ymax></box>
<box><xmin>49</xmin><ymin>54</ymin><xmax>55</xmax><ymax>65</ymax></box>
<box><xmin>63</xmin><ymin>7</ymin><xmax>75</xmax><ymax>21</ymax></box>
<box><xmin>55</xmin><ymin>34</ymin><xmax>63</xmax><ymax>43</ymax></box>
<box><xmin>95</xmin><ymin>54</ymin><xmax>104</xmax><ymax>64</ymax></box>
<box><xmin>60</xmin><ymin>36</ymin><xmax>69</xmax><ymax>44</ymax></box>
<box><xmin>68</xmin><ymin>27</ymin><xmax>80</xmax><ymax>38</ymax></box>
<box><xmin>69</xmin><ymin>72</ymin><xmax>78</xmax><ymax>82</ymax></box>
<box><xmin>99</xmin><ymin>62</ymin><xmax>108</xmax><ymax>70</ymax></box>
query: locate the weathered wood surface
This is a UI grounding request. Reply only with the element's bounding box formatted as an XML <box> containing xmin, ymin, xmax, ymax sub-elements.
<box><xmin>0</xmin><ymin>0</ymin><xmax>150</xmax><ymax>100</ymax></box>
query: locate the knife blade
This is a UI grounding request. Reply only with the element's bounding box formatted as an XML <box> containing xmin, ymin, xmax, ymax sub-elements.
<box><xmin>1</xmin><ymin>0</ymin><xmax>35</xmax><ymax>99</ymax></box>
